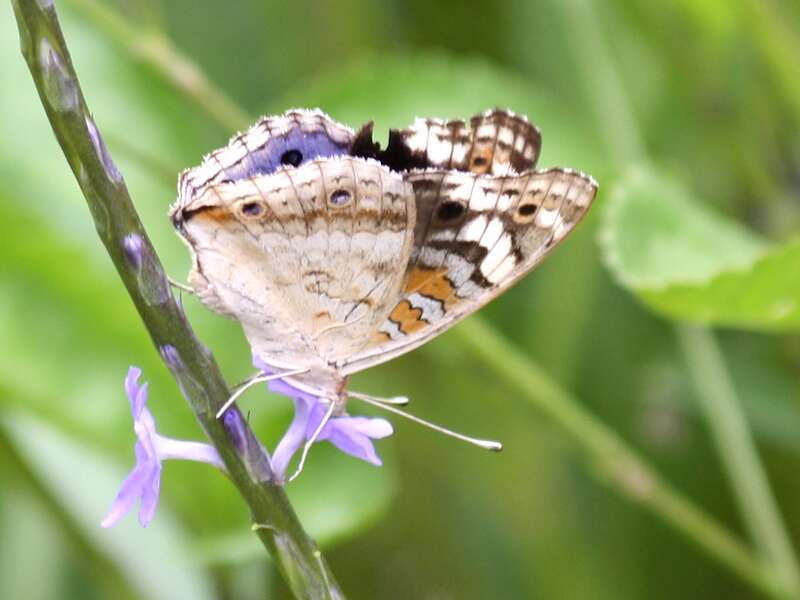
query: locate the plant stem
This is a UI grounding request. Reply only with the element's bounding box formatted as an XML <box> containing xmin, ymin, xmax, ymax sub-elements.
<box><xmin>453</xmin><ymin>319</ymin><xmax>785</xmax><ymax>598</ymax></box>
<box><xmin>560</xmin><ymin>0</ymin><xmax>646</xmax><ymax>164</ymax></box>
<box><xmin>678</xmin><ymin>325</ymin><xmax>800</xmax><ymax>594</ymax></box>
<box><xmin>10</xmin><ymin>2</ymin><xmax>342</xmax><ymax>598</ymax></box>
<box><xmin>559</xmin><ymin>0</ymin><xmax>800</xmax><ymax>596</ymax></box>
<box><xmin>748</xmin><ymin>0</ymin><xmax>800</xmax><ymax>128</ymax></box>
<box><xmin>62</xmin><ymin>0</ymin><xmax>796</xmax><ymax>594</ymax></box>
<box><xmin>66</xmin><ymin>0</ymin><xmax>250</xmax><ymax>131</ymax></box>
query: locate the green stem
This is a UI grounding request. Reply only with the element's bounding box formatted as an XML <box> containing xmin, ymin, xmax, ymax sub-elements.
<box><xmin>559</xmin><ymin>0</ymin><xmax>800</xmax><ymax>596</ymax></box>
<box><xmin>65</xmin><ymin>0</ymin><xmax>250</xmax><ymax>131</ymax></box>
<box><xmin>748</xmin><ymin>0</ymin><xmax>800</xmax><ymax>128</ymax></box>
<box><xmin>678</xmin><ymin>325</ymin><xmax>800</xmax><ymax>594</ymax></box>
<box><xmin>10</xmin><ymin>2</ymin><xmax>342</xmax><ymax>598</ymax></box>
<box><xmin>560</xmin><ymin>0</ymin><xmax>646</xmax><ymax>165</ymax></box>
<box><xmin>88</xmin><ymin>138</ymin><xmax>788</xmax><ymax>595</ymax></box>
<box><xmin>62</xmin><ymin>0</ymin><xmax>795</xmax><ymax>594</ymax></box>
<box><xmin>453</xmin><ymin>319</ymin><xmax>785</xmax><ymax>598</ymax></box>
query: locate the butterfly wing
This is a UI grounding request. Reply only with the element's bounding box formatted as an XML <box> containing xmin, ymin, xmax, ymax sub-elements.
<box><xmin>175</xmin><ymin>107</ymin><xmax>595</xmax><ymax>380</ymax></box>
<box><xmin>340</xmin><ymin>167</ymin><xmax>597</xmax><ymax>375</ymax></box>
<box><xmin>174</xmin><ymin>156</ymin><xmax>416</xmax><ymax>372</ymax></box>
<box><xmin>179</xmin><ymin>108</ymin><xmax>355</xmax><ymax>203</ymax></box>
<box><xmin>353</xmin><ymin>108</ymin><xmax>542</xmax><ymax>176</ymax></box>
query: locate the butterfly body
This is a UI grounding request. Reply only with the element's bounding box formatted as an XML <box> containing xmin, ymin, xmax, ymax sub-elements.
<box><xmin>172</xmin><ymin>108</ymin><xmax>597</xmax><ymax>408</ymax></box>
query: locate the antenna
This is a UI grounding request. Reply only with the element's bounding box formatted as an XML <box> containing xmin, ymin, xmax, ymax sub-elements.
<box><xmin>349</xmin><ymin>393</ymin><xmax>503</xmax><ymax>452</ymax></box>
<box><xmin>348</xmin><ymin>391</ymin><xmax>410</xmax><ymax>406</ymax></box>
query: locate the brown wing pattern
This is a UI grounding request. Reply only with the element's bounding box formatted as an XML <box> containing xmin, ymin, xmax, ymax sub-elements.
<box><xmin>178</xmin><ymin>109</ymin><xmax>355</xmax><ymax>203</ymax></box>
<box><xmin>175</xmin><ymin>157</ymin><xmax>416</xmax><ymax>370</ymax></box>
<box><xmin>175</xmin><ymin>107</ymin><xmax>596</xmax><ymax>380</ymax></box>
<box><xmin>398</xmin><ymin>108</ymin><xmax>542</xmax><ymax>174</ymax></box>
<box><xmin>352</xmin><ymin>108</ymin><xmax>542</xmax><ymax>176</ymax></box>
<box><xmin>340</xmin><ymin>167</ymin><xmax>597</xmax><ymax>374</ymax></box>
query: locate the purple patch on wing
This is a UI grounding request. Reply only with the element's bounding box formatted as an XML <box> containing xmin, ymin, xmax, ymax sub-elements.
<box><xmin>222</xmin><ymin>127</ymin><xmax>349</xmax><ymax>182</ymax></box>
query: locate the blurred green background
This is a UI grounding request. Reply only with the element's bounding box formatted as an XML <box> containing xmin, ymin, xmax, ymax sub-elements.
<box><xmin>2</xmin><ymin>0</ymin><xmax>800</xmax><ymax>598</ymax></box>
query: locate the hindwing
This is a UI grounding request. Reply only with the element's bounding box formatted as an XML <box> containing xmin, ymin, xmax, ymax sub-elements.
<box><xmin>175</xmin><ymin>156</ymin><xmax>416</xmax><ymax>370</ymax></box>
<box><xmin>352</xmin><ymin>108</ymin><xmax>542</xmax><ymax>176</ymax></box>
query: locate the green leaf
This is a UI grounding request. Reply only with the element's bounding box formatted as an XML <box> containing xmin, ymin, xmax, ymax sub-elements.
<box><xmin>601</xmin><ymin>165</ymin><xmax>800</xmax><ymax>331</ymax></box>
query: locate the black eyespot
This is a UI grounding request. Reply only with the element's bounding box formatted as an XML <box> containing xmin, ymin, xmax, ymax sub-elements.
<box><xmin>471</xmin><ymin>156</ymin><xmax>488</xmax><ymax>167</ymax></box>
<box><xmin>517</xmin><ymin>203</ymin><xmax>537</xmax><ymax>217</ymax></box>
<box><xmin>329</xmin><ymin>189</ymin><xmax>351</xmax><ymax>206</ymax></box>
<box><xmin>280</xmin><ymin>149</ymin><xmax>303</xmax><ymax>167</ymax></box>
<box><xmin>436</xmin><ymin>200</ymin><xmax>465</xmax><ymax>221</ymax></box>
<box><xmin>240</xmin><ymin>202</ymin><xmax>264</xmax><ymax>217</ymax></box>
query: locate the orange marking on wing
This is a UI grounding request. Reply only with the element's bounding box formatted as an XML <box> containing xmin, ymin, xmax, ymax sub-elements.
<box><xmin>313</xmin><ymin>311</ymin><xmax>333</xmax><ymax>327</ymax></box>
<box><xmin>404</xmin><ymin>266</ymin><xmax>457</xmax><ymax>307</ymax></box>
<box><xmin>389</xmin><ymin>300</ymin><xmax>426</xmax><ymax>334</ymax></box>
<box><xmin>371</xmin><ymin>331</ymin><xmax>392</xmax><ymax>344</ymax></box>
<box><xmin>469</xmin><ymin>150</ymin><xmax>493</xmax><ymax>174</ymax></box>
<box><xmin>194</xmin><ymin>206</ymin><xmax>232</xmax><ymax>223</ymax></box>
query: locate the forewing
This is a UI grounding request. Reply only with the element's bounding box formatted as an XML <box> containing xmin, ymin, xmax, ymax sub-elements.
<box><xmin>341</xmin><ymin>167</ymin><xmax>597</xmax><ymax>375</ymax></box>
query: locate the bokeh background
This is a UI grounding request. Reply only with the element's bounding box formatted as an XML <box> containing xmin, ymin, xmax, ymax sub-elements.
<box><xmin>2</xmin><ymin>1</ymin><xmax>800</xmax><ymax>598</ymax></box>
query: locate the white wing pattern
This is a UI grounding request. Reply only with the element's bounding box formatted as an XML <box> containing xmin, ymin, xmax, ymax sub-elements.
<box><xmin>339</xmin><ymin>109</ymin><xmax>596</xmax><ymax>374</ymax></box>
<box><xmin>341</xmin><ymin>166</ymin><xmax>596</xmax><ymax>374</ymax></box>
<box><xmin>174</xmin><ymin>107</ymin><xmax>597</xmax><ymax>392</ymax></box>
<box><xmin>356</xmin><ymin>108</ymin><xmax>543</xmax><ymax>175</ymax></box>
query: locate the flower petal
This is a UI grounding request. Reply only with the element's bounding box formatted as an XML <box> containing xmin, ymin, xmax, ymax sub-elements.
<box><xmin>271</xmin><ymin>396</ymin><xmax>313</xmax><ymax>478</ymax></box>
<box><xmin>329</xmin><ymin>416</ymin><xmax>394</xmax><ymax>439</ymax></box>
<box><xmin>101</xmin><ymin>443</ymin><xmax>157</xmax><ymax>528</ymax></box>
<box><xmin>101</xmin><ymin>476</ymin><xmax>144</xmax><ymax>527</ymax></box>
<box><xmin>125</xmin><ymin>366</ymin><xmax>146</xmax><ymax>418</ymax></box>
<box><xmin>252</xmin><ymin>354</ymin><xmax>394</xmax><ymax>477</ymax></box>
<box><xmin>323</xmin><ymin>427</ymin><xmax>383</xmax><ymax>465</ymax></box>
<box><xmin>133</xmin><ymin>408</ymin><xmax>158</xmax><ymax>460</ymax></box>
<box><xmin>137</xmin><ymin>462</ymin><xmax>162</xmax><ymax>527</ymax></box>
<box><xmin>105</xmin><ymin>367</ymin><xmax>226</xmax><ymax>528</ymax></box>
<box><xmin>154</xmin><ymin>435</ymin><xmax>225</xmax><ymax>469</ymax></box>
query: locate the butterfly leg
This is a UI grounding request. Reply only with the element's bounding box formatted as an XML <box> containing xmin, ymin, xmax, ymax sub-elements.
<box><xmin>216</xmin><ymin>367</ymin><xmax>309</xmax><ymax>419</ymax></box>
<box><xmin>168</xmin><ymin>277</ymin><xmax>195</xmax><ymax>294</ymax></box>
<box><xmin>288</xmin><ymin>400</ymin><xmax>335</xmax><ymax>482</ymax></box>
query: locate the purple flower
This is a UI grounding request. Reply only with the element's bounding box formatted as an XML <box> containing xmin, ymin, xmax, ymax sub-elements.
<box><xmin>102</xmin><ymin>367</ymin><xmax>224</xmax><ymax>528</ymax></box>
<box><xmin>255</xmin><ymin>357</ymin><xmax>393</xmax><ymax>481</ymax></box>
<box><xmin>105</xmin><ymin>357</ymin><xmax>393</xmax><ymax>527</ymax></box>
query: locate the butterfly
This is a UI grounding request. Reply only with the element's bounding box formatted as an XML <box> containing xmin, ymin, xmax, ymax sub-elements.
<box><xmin>171</xmin><ymin>108</ymin><xmax>597</xmax><ymax>452</ymax></box>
